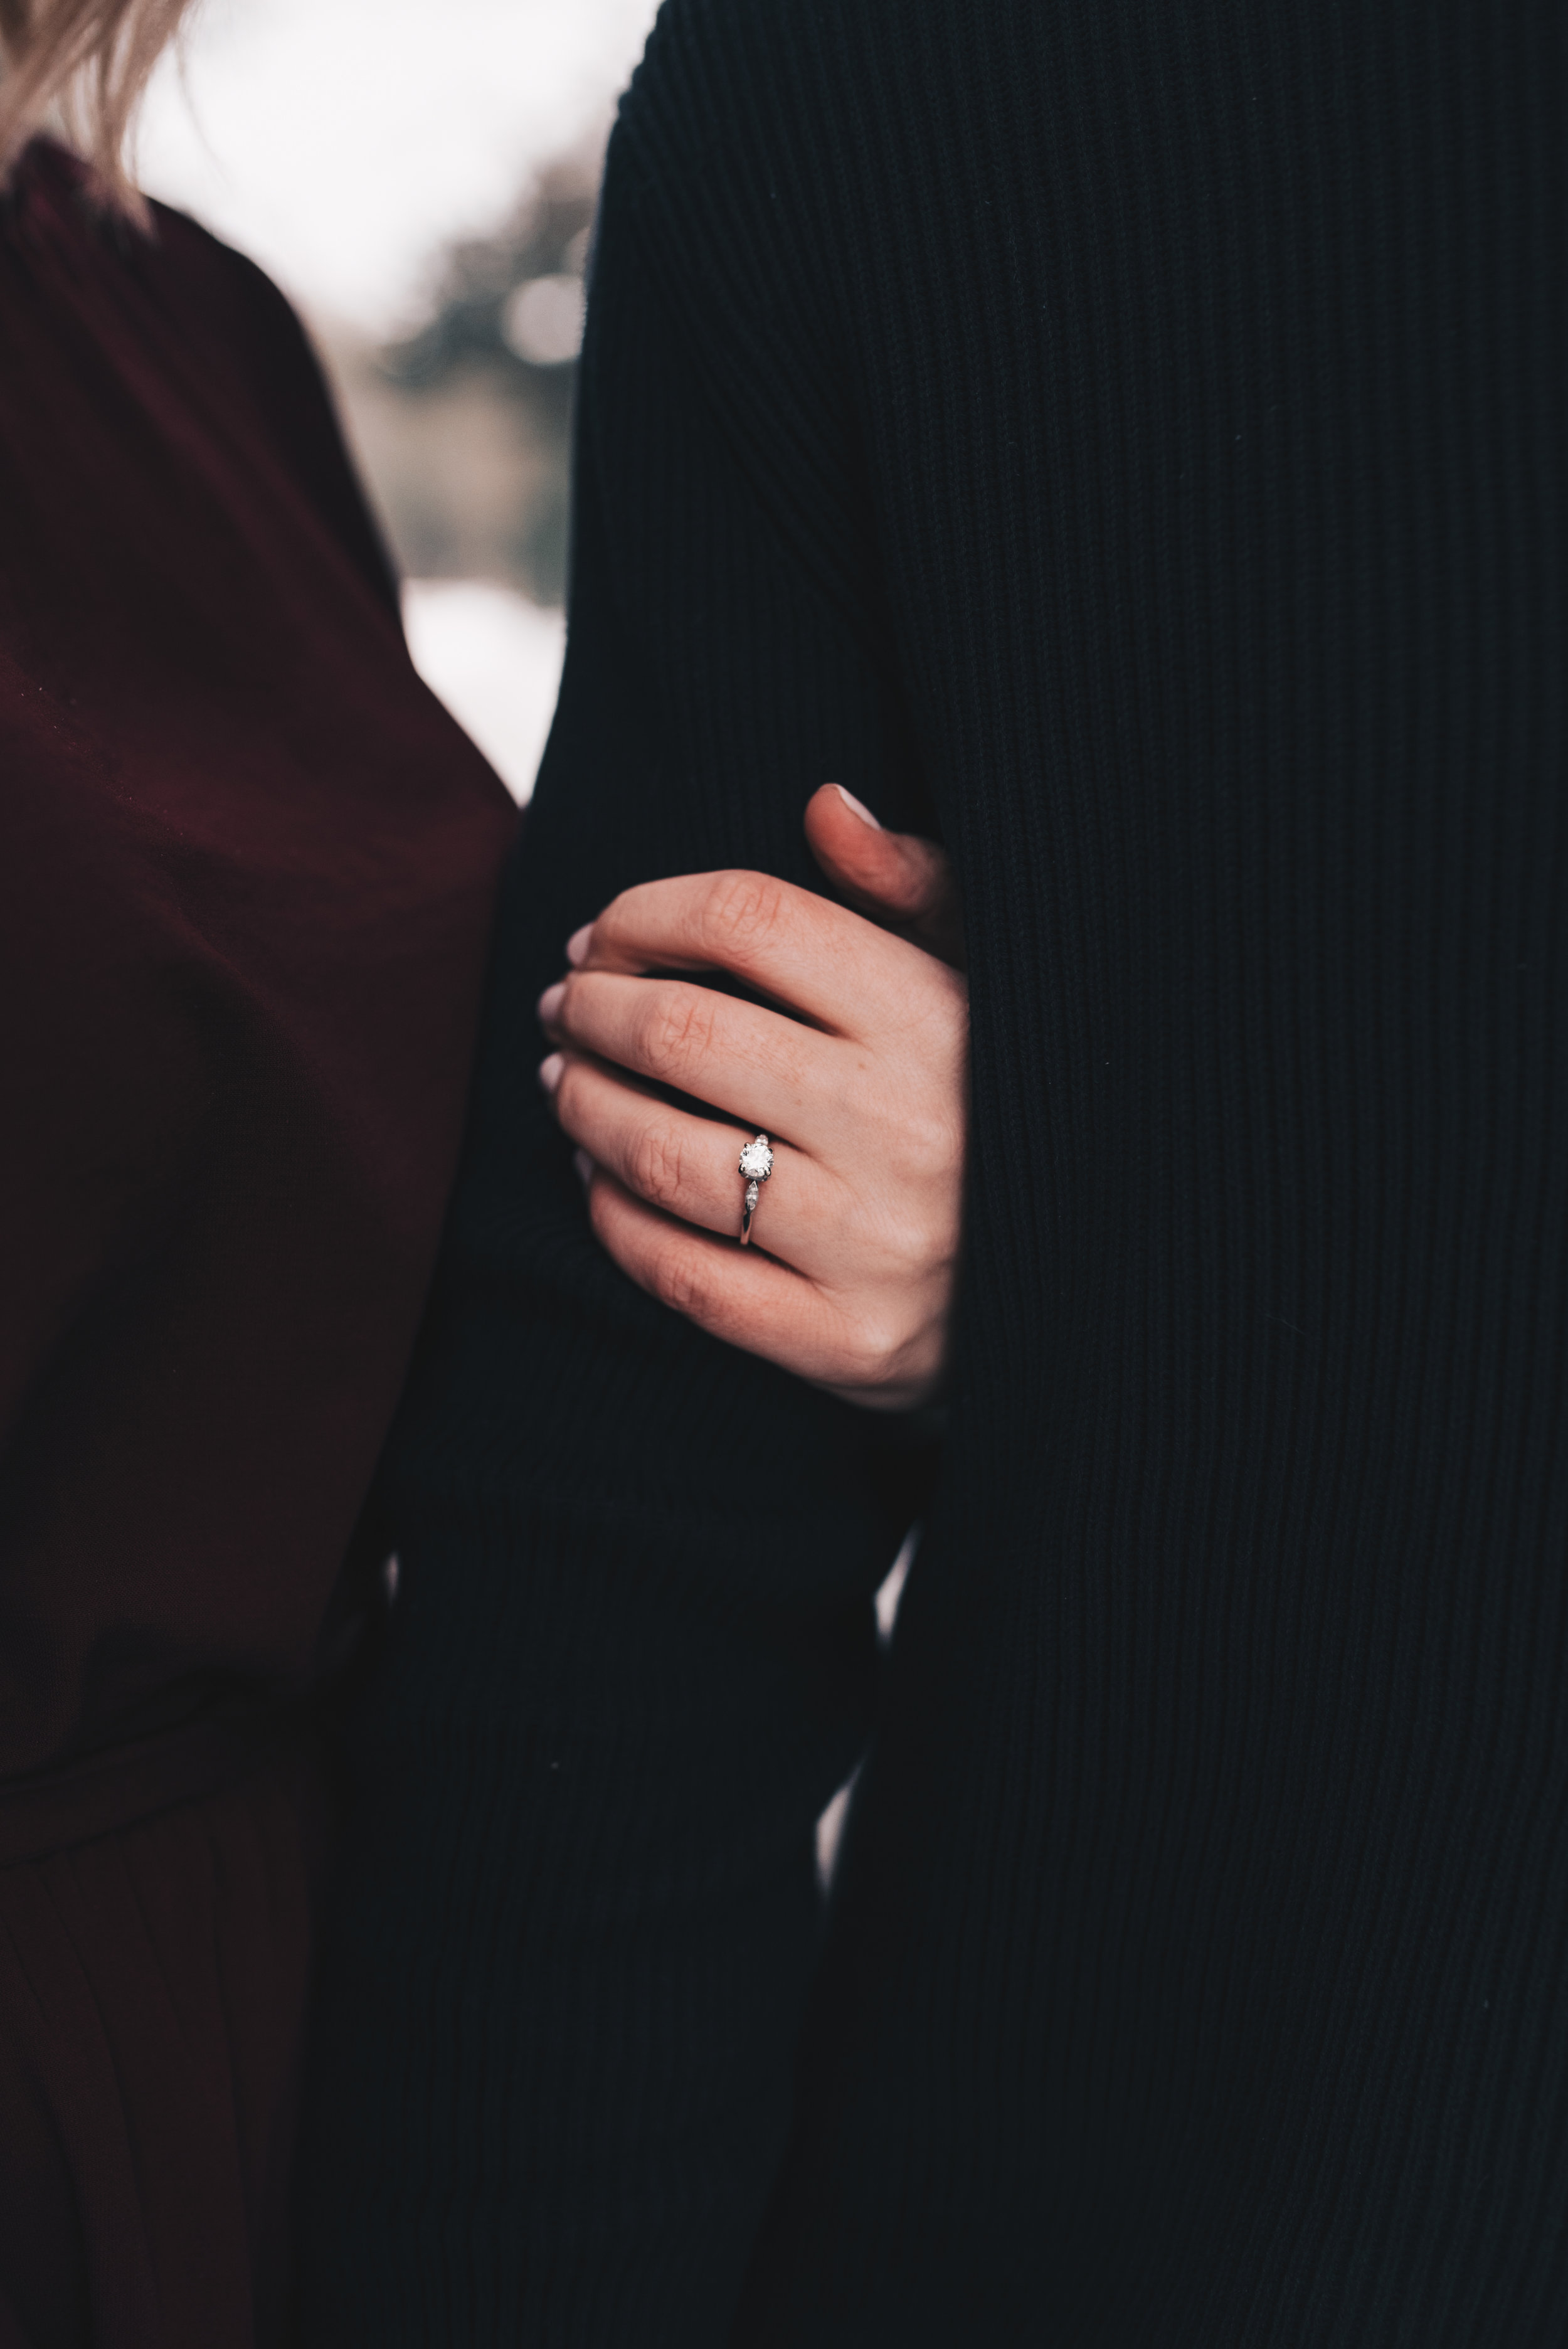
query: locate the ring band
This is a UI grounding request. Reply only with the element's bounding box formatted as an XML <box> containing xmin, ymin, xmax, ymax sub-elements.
<box><xmin>738</xmin><ymin>1133</ymin><xmax>773</xmax><ymax>1244</ymax></box>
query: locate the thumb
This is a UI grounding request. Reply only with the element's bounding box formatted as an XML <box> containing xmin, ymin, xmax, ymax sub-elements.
<box><xmin>804</xmin><ymin>783</ymin><xmax>966</xmax><ymax>968</ymax></box>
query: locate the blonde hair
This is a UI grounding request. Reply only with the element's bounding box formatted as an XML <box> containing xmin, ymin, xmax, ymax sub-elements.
<box><xmin>0</xmin><ymin>0</ymin><xmax>194</xmax><ymax>214</ymax></box>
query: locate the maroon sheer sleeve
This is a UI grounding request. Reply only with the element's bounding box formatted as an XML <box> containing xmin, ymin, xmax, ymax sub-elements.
<box><xmin>0</xmin><ymin>144</ymin><xmax>516</xmax><ymax>1774</ymax></box>
<box><xmin>0</xmin><ymin>144</ymin><xmax>517</xmax><ymax>2344</ymax></box>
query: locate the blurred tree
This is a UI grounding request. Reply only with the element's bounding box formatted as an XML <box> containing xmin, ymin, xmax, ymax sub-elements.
<box><xmin>324</xmin><ymin>147</ymin><xmax>598</xmax><ymax>605</ymax></box>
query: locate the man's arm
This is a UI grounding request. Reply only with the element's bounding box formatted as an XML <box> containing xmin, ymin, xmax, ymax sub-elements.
<box><xmin>299</xmin><ymin>49</ymin><xmax>934</xmax><ymax>2345</ymax></box>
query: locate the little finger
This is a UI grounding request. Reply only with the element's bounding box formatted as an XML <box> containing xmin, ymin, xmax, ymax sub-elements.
<box><xmin>584</xmin><ymin>1170</ymin><xmax>866</xmax><ymax>1389</ymax></box>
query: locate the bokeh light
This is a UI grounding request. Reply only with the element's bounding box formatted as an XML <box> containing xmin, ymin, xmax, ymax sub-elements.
<box><xmin>136</xmin><ymin>0</ymin><xmax>660</xmax><ymax>798</ymax></box>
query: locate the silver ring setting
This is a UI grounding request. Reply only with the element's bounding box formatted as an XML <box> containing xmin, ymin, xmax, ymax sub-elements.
<box><xmin>738</xmin><ymin>1134</ymin><xmax>773</xmax><ymax>1244</ymax></box>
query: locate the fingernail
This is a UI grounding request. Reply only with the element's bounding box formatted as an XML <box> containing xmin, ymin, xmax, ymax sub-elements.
<box><xmin>831</xmin><ymin>783</ymin><xmax>882</xmax><ymax>829</ymax></box>
<box><xmin>538</xmin><ymin>980</ymin><xmax>566</xmax><ymax>1025</ymax></box>
<box><xmin>566</xmin><ymin>923</ymin><xmax>593</xmax><ymax>967</ymax></box>
<box><xmin>538</xmin><ymin>1053</ymin><xmax>564</xmax><ymax>1096</ymax></box>
<box><xmin>573</xmin><ymin>1148</ymin><xmax>595</xmax><ymax>1189</ymax></box>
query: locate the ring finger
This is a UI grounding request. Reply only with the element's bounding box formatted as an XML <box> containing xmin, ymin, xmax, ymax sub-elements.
<box><xmin>543</xmin><ymin>1049</ymin><xmax>840</xmax><ymax>1259</ymax></box>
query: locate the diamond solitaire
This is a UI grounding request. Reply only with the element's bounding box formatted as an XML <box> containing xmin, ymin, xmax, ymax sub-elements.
<box><xmin>738</xmin><ymin>1134</ymin><xmax>773</xmax><ymax>1243</ymax></box>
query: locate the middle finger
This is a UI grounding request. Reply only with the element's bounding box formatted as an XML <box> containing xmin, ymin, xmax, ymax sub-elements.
<box><xmin>541</xmin><ymin>970</ymin><xmax>850</xmax><ymax>1145</ymax></box>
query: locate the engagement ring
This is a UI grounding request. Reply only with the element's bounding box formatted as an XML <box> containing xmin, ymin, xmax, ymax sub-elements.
<box><xmin>738</xmin><ymin>1134</ymin><xmax>773</xmax><ymax>1244</ymax></box>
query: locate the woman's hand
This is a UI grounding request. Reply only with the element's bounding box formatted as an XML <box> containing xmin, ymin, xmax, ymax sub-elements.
<box><xmin>537</xmin><ymin>784</ymin><xmax>967</xmax><ymax>1411</ymax></box>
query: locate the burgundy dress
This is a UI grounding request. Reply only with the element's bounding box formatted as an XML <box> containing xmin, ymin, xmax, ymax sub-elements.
<box><xmin>0</xmin><ymin>144</ymin><xmax>516</xmax><ymax>2345</ymax></box>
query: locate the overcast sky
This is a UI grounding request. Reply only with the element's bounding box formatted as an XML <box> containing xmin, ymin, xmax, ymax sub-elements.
<box><xmin>136</xmin><ymin>0</ymin><xmax>659</xmax><ymax>329</ymax></box>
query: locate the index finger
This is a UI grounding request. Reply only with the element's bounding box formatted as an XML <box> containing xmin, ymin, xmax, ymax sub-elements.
<box><xmin>571</xmin><ymin>867</ymin><xmax>941</xmax><ymax>1042</ymax></box>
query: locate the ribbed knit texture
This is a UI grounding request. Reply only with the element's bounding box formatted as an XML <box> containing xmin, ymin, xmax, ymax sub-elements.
<box><xmin>299</xmin><ymin>3</ymin><xmax>1568</xmax><ymax>2340</ymax></box>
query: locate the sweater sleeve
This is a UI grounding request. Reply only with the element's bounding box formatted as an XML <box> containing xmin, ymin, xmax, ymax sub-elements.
<box><xmin>297</xmin><ymin>51</ymin><xmax>936</xmax><ymax>2349</ymax></box>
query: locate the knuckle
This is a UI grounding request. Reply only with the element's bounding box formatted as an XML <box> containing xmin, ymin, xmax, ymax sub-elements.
<box><xmin>843</xmin><ymin>1312</ymin><xmax>901</xmax><ymax>1387</ymax></box>
<box><xmin>649</xmin><ymin>1243</ymin><xmax>710</xmax><ymax>1320</ymax></box>
<box><xmin>874</xmin><ymin>1201</ymin><xmax>943</xmax><ymax>1281</ymax></box>
<box><xmin>761</xmin><ymin>1029</ymin><xmax>813</xmax><ymax>1103</ymax></box>
<box><xmin>630</xmin><ymin>1119</ymin><xmax>687</xmax><ymax>1212</ymax></box>
<box><xmin>918</xmin><ymin>975</ymin><xmax>970</xmax><ymax>1061</ymax></box>
<box><xmin>901</xmin><ymin>1103</ymin><xmax>965</xmax><ymax>1181</ymax></box>
<box><xmin>697</xmin><ymin>869</ymin><xmax>787</xmax><ymax>963</ymax></box>
<box><xmin>645</xmin><ymin>985</ymin><xmax>718</xmax><ymax>1075</ymax></box>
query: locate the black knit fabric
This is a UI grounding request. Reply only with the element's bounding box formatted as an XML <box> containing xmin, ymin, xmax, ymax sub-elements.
<box><xmin>299</xmin><ymin>3</ymin><xmax>1568</xmax><ymax>2340</ymax></box>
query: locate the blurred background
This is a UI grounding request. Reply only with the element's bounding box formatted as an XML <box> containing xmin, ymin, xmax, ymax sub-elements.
<box><xmin>136</xmin><ymin>0</ymin><xmax>662</xmax><ymax>801</ymax></box>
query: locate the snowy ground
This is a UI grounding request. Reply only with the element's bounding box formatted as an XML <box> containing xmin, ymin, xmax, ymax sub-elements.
<box><xmin>402</xmin><ymin>580</ymin><xmax>566</xmax><ymax>804</ymax></box>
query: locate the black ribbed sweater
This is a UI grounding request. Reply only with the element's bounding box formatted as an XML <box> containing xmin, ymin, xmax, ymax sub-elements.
<box><xmin>299</xmin><ymin>3</ymin><xmax>1568</xmax><ymax>2340</ymax></box>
